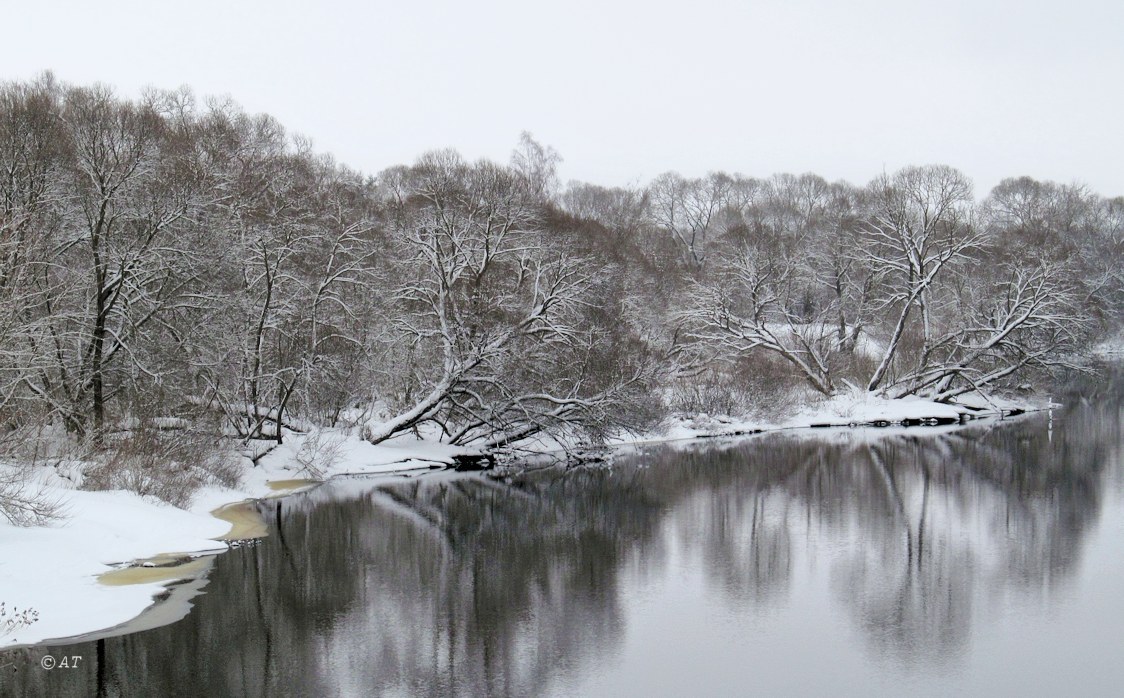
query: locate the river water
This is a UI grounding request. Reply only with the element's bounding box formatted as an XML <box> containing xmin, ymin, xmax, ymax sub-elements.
<box><xmin>4</xmin><ymin>377</ymin><xmax>1124</xmax><ymax>697</ymax></box>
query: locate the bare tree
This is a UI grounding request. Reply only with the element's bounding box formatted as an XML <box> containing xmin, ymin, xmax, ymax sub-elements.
<box><xmin>1</xmin><ymin>73</ymin><xmax>1119</xmax><ymax>494</ymax></box>
<box><xmin>1091</xmin><ymin>196</ymin><xmax>1124</xmax><ymax>327</ymax></box>
<box><xmin>510</xmin><ymin>131</ymin><xmax>562</xmax><ymax>203</ymax></box>
<box><xmin>3</xmin><ymin>84</ymin><xmax>210</xmax><ymax>438</ymax></box>
<box><xmin>560</xmin><ymin>181</ymin><xmax>648</xmax><ymax>239</ymax></box>
<box><xmin>0</xmin><ymin>76</ymin><xmax>64</xmax><ymax>431</ymax></box>
<box><xmin>365</xmin><ymin>151</ymin><xmax>654</xmax><ymax>446</ymax></box>
<box><xmin>681</xmin><ymin>193</ymin><xmax>836</xmax><ymax>396</ymax></box>
<box><xmin>804</xmin><ymin>181</ymin><xmax>876</xmax><ymax>353</ymax></box>
<box><xmin>861</xmin><ymin>165</ymin><xmax>984</xmax><ymax>392</ymax></box>
<box><xmin>679</xmin><ymin>167</ymin><xmax>1090</xmax><ymax>402</ymax></box>
<box><xmin>984</xmin><ymin>176</ymin><xmax>1123</xmax><ymax>331</ymax></box>
<box><xmin>677</xmin><ymin>174</ymin><xmax>865</xmax><ymax>397</ymax></box>
<box><xmin>648</xmin><ymin>172</ymin><xmax>731</xmax><ymax>269</ymax></box>
<box><xmin>887</xmin><ymin>261</ymin><xmax>1089</xmax><ymax>399</ymax></box>
<box><xmin>185</xmin><ymin>109</ymin><xmax>381</xmax><ymax>444</ymax></box>
<box><xmin>365</xmin><ymin>152</ymin><xmax>573</xmax><ymax>441</ymax></box>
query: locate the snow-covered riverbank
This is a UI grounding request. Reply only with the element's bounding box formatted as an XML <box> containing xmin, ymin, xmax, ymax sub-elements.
<box><xmin>0</xmin><ymin>436</ymin><xmax>472</xmax><ymax>648</ymax></box>
<box><xmin>0</xmin><ymin>391</ymin><xmax>1050</xmax><ymax>649</ymax></box>
<box><xmin>641</xmin><ymin>389</ymin><xmax>1044</xmax><ymax>443</ymax></box>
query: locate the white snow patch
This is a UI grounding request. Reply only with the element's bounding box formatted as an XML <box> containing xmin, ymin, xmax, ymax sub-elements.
<box><xmin>1093</xmin><ymin>334</ymin><xmax>1124</xmax><ymax>357</ymax></box>
<box><xmin>797</xmin><ymin>391</ymin><xmax>965</xmax><ymax>423</ymax></box>
<box><xmin>0</xmin><ymin>427</ymin><xmax>476</xmax><ymax>649</ymax></box>
<box><xmin>614</xmin><ymin>387</ymin><xmax>1043</xmax><ymax>447</ymax></box>
<box><xmin>0</xmin><ymin>487</ymin><xmax>227</xmax><ymax>646</ymax></box>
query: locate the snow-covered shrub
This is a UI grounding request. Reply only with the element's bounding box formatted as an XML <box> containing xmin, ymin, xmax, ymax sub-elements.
<box><xmin>83</xmin><ymin>428</ymin><xmax>241</xmax><ymax>508</ymax></box>
<box><xmin>669</xmin><ymin>353</ymin><xmax>808</xmax><ymax>420</ymax></box>
<box><xmin>292</xmin><ymin>430</ymin><xmax>345</xmax><ymax>479</ymax></box>
<box><xmin>0</xmin><ymin>603</ymin><xmax>39</xmax><ymax>637</ymax></box>
<box><xmin>0</xmin><ymin>467</ymin><xmax>61</xmax><ymax>526</ymax></box>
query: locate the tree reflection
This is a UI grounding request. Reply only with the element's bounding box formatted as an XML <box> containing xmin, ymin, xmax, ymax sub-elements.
<box><xmin>2</xmin><ymin>391</ymin><xmax>1118</xmax><ymax>696</ymax></box>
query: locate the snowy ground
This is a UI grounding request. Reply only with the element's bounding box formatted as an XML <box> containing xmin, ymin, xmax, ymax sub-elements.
<box><xmin>0</xmin><ymin>435</ymin><xmax>472</xmax><ymax>648</ymax></box>
<box><xmin>1</xmin><ymin>391</ymin><xmax>1048</xmax><ymax>649</ymax></box>
<box><xmin>624</xmin><ymin>388</ymin><xmax>1047</xmax><ymax>445</ymax></box>
<box><xmin>1093</xmin><ymin>334</ymin><xmax>1124</xmax><ymax>357</ymax></box>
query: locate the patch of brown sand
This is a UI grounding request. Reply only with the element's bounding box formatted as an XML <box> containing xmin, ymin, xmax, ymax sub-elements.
<box><xmin>211</xmin><ymin>500</ymin><xmax>269</xmax><ymax>540</ymax></box>
<box><xmin>265</xmin><ymin>478</ymin><xmax>318</xmax><ymax>496</ymax></box>
<box><xmin>98</xmin><ymin>555</ymin><xmax>213</xmax><ymax>586</ymax></box>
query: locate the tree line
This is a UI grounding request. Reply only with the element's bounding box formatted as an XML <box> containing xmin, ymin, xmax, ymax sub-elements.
<box><xmin>1</xmin><ymin>74</ymin><xmax>1122</xmax><ymax>468</ymax></box>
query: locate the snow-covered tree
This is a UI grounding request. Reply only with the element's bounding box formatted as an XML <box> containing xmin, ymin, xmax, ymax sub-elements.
<box><xmin>365</xmin><ymin>151</ymin><xmax>657</xmax><ymax>446</ymax></box>
<box><xmin>679</xmin><ymin>174</ymin><xmax>844</xmax><ymax>396</ymax></box>
<box><xmin>861</xmin><ymin>165</ymin><xmax>984</xmax><ymax>392</ymax></box>
<box><xmin>648</xmin><ymin>171</ymin><xmax>732</xmax><ymax>269</ymax></box>
<box><xmin>186</xmin><ymin>108</ymin><xmax>381</xmax><ymax>443</ymax></box>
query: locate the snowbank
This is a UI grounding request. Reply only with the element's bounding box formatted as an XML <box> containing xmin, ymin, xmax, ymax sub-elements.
<box><xmin>620</xmin><ymin>389</ymin><xmax>1043</xmax><ymax>446</ymax></box>
<box><xmin>0</xmin><ymin>488</ymin><xmax>227</xmax><ymax>646</ymax></box>
<box><xmin>0</xmin><ymin>432</ymin><xmax>472</xmax><ymax>648</ymax></box>
<box><xmin>1093</xmin><ymin>335</ymin><xmax>1124</xmax><ymax>357</ymax></box>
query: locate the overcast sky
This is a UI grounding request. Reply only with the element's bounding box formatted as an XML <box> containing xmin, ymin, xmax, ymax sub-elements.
<box><xmin>2</xmin><ymin>0</ymin><xmax>1121</xmax><ymax>197</ymax></box>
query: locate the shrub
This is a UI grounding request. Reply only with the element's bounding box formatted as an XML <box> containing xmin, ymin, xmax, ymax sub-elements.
<box><xmin>670</xmin><ymin>352</ymin><xmax>809</xmax><ymax>421</ymax></box>
<box><xmin>83</xmin><ymin>428</ymin><xmax>242</xmax><ymax>508</ymax></box>
<box><xmin>292</xmin><ymin>430</ymin><xmax>345</xmax><ymax>479</ymax></box>
<box><xmin>0</xmin><ymin>603</ymin><xmax>39</xmax><ymax>637</ymax></box>
<box><xmin>0</xmin><ymin>468</ymin><xmax>61</xmax><ymax>527</ymax></box>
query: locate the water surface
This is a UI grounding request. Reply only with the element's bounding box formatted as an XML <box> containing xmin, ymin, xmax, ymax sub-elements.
<box><xmin>4</xmin><ymin>382</ymin><xmax>1123</xmax><ymax>697</ymax></box>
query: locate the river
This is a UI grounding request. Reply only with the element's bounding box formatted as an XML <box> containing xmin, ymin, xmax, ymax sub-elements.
<box><xmin>3</xmin><ymin>375</ymin><xmax>1124</xmax><ymax>697</ymax></box>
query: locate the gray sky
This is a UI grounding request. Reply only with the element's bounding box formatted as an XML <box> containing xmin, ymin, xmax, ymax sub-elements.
<box><xmin>3</xmin><ymin>0</ymin><xmax>1121</xmax><ymax>197</ymax></box>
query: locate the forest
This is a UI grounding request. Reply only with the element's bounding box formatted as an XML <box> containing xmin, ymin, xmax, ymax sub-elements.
<box><xmin>2</xmin><ymin>74</ymin><xmax>1123</xmax><ymax>515</ymax></box>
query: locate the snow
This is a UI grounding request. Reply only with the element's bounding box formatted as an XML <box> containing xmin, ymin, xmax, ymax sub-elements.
<box><xmin>0</xmin><ymin>488</ymin><xmax>227</xmax><ymax>647</ymax></box>
<box><xmin>797</xmin><ymin>391</ymin><xmax>968</xmax><ymax>424</ymax></box>
<box><xmin>615</xmin><ymin>388</ymin><xmax>1041</xmax><ymax>447</ymax></box>
<box><xmin>1093</xmin><ymin>334</ymin><xmax>1124</xmax><ymax>357</ymax></box>
<box><xmin>0</xmin><ymin>429</ymin><xmax>473</xmax><ymax>649</ymax></box>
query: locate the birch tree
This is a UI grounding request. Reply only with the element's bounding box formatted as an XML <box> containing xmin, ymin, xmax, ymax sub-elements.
<box><xmin>510</xmin><ymin>131</ymin><xmax>561</xmax><ymax>203</ymax></box>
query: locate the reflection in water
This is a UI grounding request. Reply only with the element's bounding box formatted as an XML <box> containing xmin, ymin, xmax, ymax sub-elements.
<box><xmin>3</xmin><ymin>382</ymin><xmax>1122</xmax><ymax>697</ymax></box>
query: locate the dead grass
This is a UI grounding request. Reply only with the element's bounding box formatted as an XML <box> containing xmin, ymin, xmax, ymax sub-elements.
<box><xmin>83</xmin><ymin>428</ymin><xmax>242</xmax><ymax>508</ymax></box>
<box><xmin>0</xmin><ymin>467</ymin><xmax>62</xmax><ymax>527</ymax></box>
